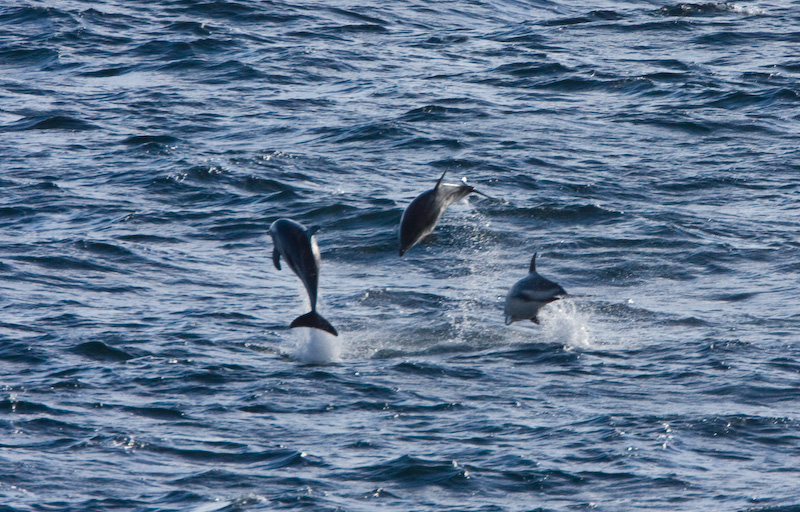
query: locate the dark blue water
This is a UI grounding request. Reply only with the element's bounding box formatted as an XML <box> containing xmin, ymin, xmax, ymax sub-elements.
<box><xmin>1</xmin><ymin>0</ymin><xmax>799</xmax><ymax>510</ymax></box>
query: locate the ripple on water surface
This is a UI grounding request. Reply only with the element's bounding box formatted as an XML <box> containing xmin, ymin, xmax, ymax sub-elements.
<box><xmin>1</xmin><ymin>0</ymin><xmax>799</xmax><ymax>511</ymax></box>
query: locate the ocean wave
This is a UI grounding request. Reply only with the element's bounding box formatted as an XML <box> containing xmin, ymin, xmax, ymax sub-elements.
<box><xmin>1</xmin><ymin>0</ymin><xmax>799</xmax><ymax>509</ymax></box>
<box><xmin>70</xmin><ymin>341</ymin><xmax>136</xmax><ymax>362</ymax></box>
<box><xmin>542</xmin><ymin>9</ymin><xmax>625</xmax><ymax>26</ymax></box>
<box><xmin>352</xmin><ymin>455</ymin><xmax>472</xmax><ymax>488</ymax></box>
<box><xmin>656</xmin><ymin>3</ymin><xmax>764</xmax><ymax>17</ymax></box>
<box><xmin>2</xmin><ymin>115</ymin><xmax>100</xmax><ymax>132</ymax></box>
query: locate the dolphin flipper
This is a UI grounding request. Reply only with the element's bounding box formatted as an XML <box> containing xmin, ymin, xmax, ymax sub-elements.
<box><xmin>290</xmin><ymin>310</ymin><xmax>338</xmax><ymax>336</ymax></box>
<box><xmin>272</xmin><ymin>248</ymin><xmax>282</xmax><ymax>271</ymax></box>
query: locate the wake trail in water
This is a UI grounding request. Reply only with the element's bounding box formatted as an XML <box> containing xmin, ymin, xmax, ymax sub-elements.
<box><xmin>447</xmin><ymin>202</ymin><xmax>507</xmax><ymax>342</ymax></box>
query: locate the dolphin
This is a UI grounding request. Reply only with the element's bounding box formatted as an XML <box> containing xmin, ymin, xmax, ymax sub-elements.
<box><xmin>398</xmin><ymin>170</ymin><xmax>486</xmax><ymax>256</ymax></box>
<box><xmin>504</xmin><ymin>253</ymin><xmax>567</xmax><ymax>325</ymax></box>
<box><xmin>269</xmin><ymin>218</ymin><xmax>338</xmax><ymax>336</ymax></box>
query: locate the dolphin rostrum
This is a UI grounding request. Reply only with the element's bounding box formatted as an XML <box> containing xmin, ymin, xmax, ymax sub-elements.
<box><xmin>398</xmin><ymin>170</ymin><xmax>487</xmax><ymax>256</ymax></box>
<box><xmin>504</xmin><ymin>253</ymin><xmax>567</xmax><ymax>325</ymax></box>
<box><xmin>269</xmin><ymin>218</ymin><xmax>338</xmax><ymax>336</ymax></box>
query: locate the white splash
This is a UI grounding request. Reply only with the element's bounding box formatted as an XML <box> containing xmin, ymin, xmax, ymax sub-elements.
<box><xmin>538</xmin><ymin>299</ymin><xmax>593</xmax><ymax>349</ymax></box>
<box><xmin>729</xmin><ymin>4</ymin><xmax>765</xmax><ymax>16</ymax></box>
<box><xmin>291</xmin><ymin>328</ymin><xmax>342</xmax><ymax>364</ymax></box>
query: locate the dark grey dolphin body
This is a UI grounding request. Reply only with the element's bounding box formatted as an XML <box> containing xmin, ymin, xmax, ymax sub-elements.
<box><xmin>398</xmin><ymin>170</ymin><xmax>484</xmax><ymax>256</ymax></box>
<box><xmin>504</xmin><ymin>253</ymin><xmax>567</xmax><ymax>325</ymax></box>
<box><xmin>269</xmin><ymin>218</ymin><xmax>338</xmax><ymax>336</ymax></box>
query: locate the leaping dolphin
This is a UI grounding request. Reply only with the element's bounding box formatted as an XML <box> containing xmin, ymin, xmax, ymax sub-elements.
<box><xmin>398</xmin><ymin>170</ymin><xmax>487</xmax><ymax>256</ymax></box>
<box><xmin>269</xmin><ymin>218</ymin><xmax>338</xmax><ymax>336</ymax></box>
<box><xmin>504</xmin><ymin>253</ymin><xmax>567</xmax><ymax>325</ymax></box>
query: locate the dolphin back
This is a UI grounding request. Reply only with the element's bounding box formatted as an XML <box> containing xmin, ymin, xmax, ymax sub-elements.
<box><xmin>290</xmin><ymin>310</ymin><xmax>339</xmax><ymax>336</ymax></box>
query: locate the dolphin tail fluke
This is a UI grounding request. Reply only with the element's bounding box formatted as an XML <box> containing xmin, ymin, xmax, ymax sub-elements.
<box><xmin>290</xmin><ymin>310</ymin><xmax>339</xmax><ymax>336</ymax></box>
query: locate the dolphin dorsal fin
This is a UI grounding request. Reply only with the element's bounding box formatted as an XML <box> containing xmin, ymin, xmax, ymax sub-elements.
<box><xmin>434</xmin><ymin>170</ymin><xmax>447</xmax><ymax>190</ymax></box>
<box><xmin>529</xmin><ymin>253</ymin><xmax>537</xmax><ymax>273</ymax></box>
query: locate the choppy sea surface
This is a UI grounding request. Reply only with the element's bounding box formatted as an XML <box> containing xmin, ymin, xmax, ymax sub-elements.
<box><xmin>1</xmin><ymin>0</ymin><xmax>799</xmax><ymax>510</ymax></box>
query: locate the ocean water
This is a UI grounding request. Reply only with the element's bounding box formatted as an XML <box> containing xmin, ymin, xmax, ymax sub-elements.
<box><xmin>1</xmin><ymin>0</ymin><xmax>799</xmax><ymax>510</ymax></box>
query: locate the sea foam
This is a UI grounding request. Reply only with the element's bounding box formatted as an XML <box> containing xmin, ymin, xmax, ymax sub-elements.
<box><xmin>538</xmin><ymin>299</ymin><xmax>593</xmax><ymax>349</ymax></box>
<box><xmin>291</xmin><ymin>328</ymin><xmax>342</xmax><ymax>364</ymax></box>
